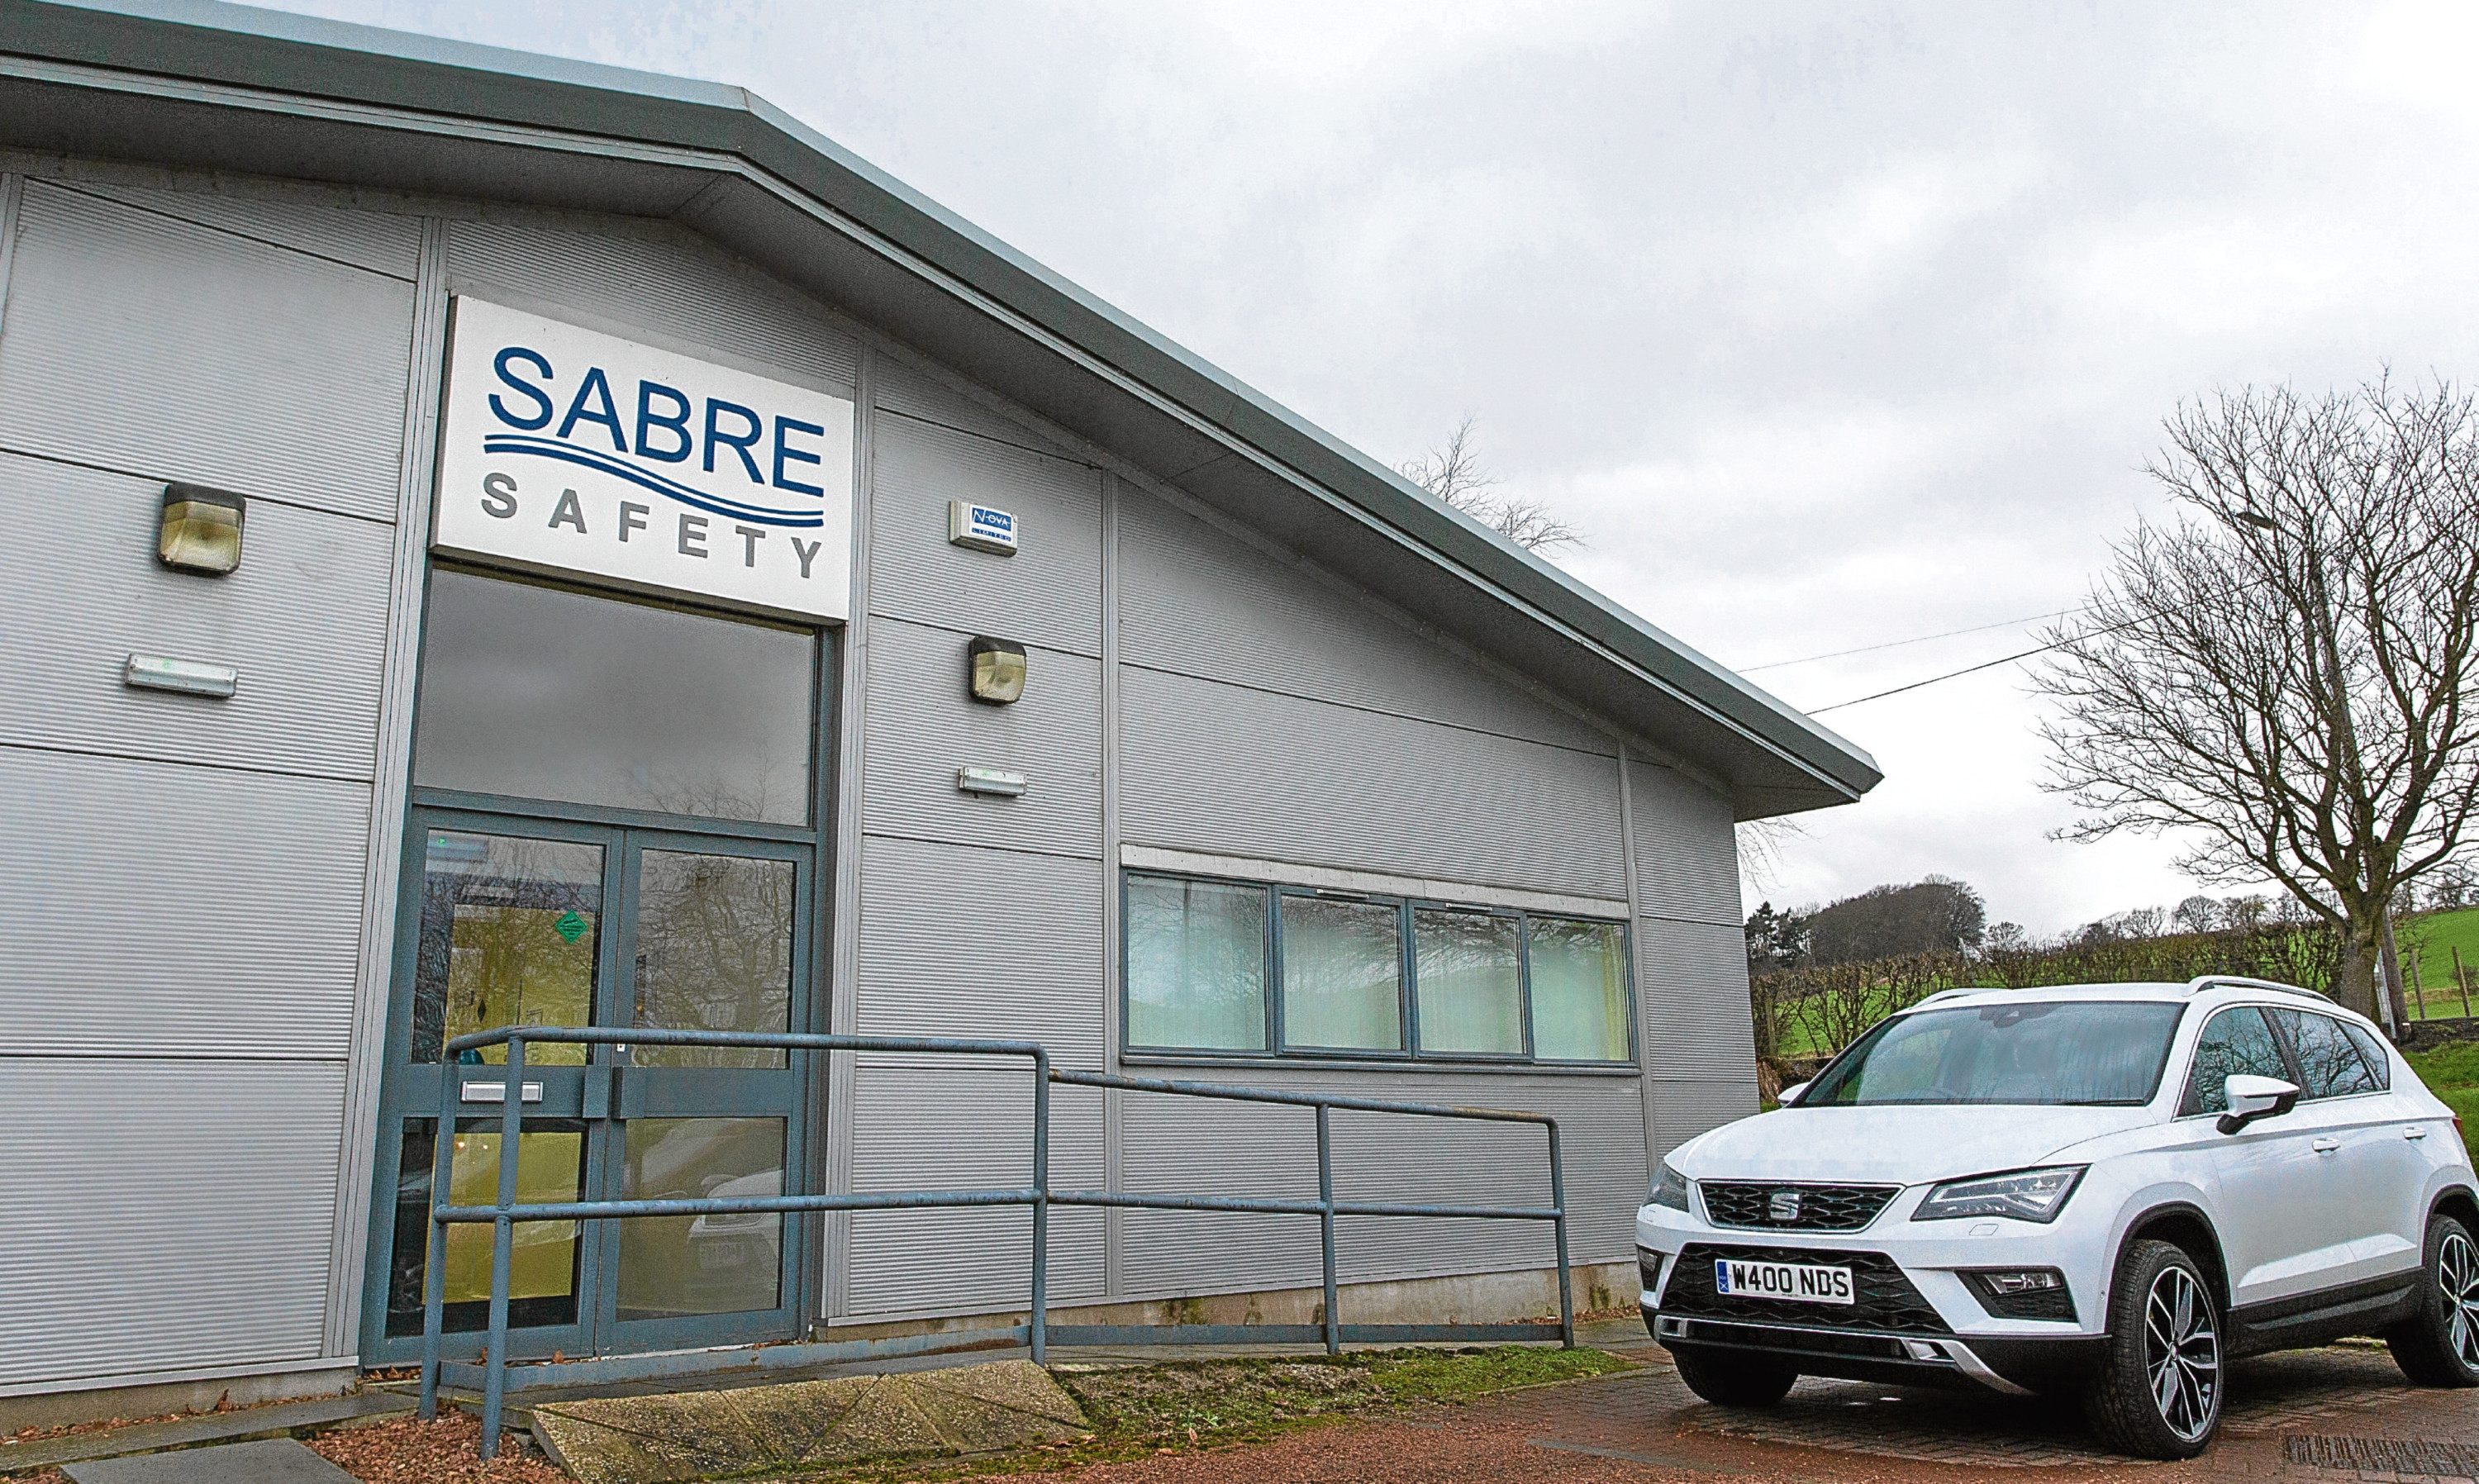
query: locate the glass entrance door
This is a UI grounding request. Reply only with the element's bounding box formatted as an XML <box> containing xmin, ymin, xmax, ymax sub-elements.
<box><xmin>362</xmin><ymin>568</ymin><xmax>826</xmax><ymax>1364</ymax></box>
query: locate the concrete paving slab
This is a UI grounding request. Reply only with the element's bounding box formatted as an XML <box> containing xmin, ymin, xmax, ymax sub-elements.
<box><xmin>910</xmin><ymin>1358</ymin><xmax>1088</xmax><ymax>1426</ymax></box>
<box><xmin>2</xmin><ymin>1393</ymin><xmax>411</xmax><ymax>1473</ymax></box>
<box><xmin>60</xmin><ymin>1438</ymin><xmax>358</xmax><ymax>1483</ymax></box>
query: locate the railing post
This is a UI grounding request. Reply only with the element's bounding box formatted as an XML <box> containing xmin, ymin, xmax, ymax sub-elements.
<box><xmin>1316</xmin><ymin>1104</ymin><xmax>1339</xmax><ymax>1357</ymax></box>
<box><xmin>1030</xmin><ymin>1049</ymin><xmax>1049</xmax><ymax>1366</ymax></box>
<box><xmin>480</xmin><ymin>1035</ymin><xmax>526</xmax><ymax>1460</ymax></box>
<box><xmin>418</xmin><ymin>1053</ymin><xmax>458</xmax><ymax>1420</ymax></box>
<box><xmin>1547</xmin><ymin>1120</ymin><xmax>1573</xmax><ymax>1348</ymax></box>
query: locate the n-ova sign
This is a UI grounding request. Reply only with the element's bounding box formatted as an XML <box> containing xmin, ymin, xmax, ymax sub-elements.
<box><xmin>434</xmin><ymin>297</ymin><xmax>854</xmax><ymax>620</ymax></box>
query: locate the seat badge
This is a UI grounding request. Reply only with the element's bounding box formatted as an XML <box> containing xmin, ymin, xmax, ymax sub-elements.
<box><xmin>1768</xmin><ymin>1189</ymin><xmax>1804</xmax><ymax>1223</ymax></box>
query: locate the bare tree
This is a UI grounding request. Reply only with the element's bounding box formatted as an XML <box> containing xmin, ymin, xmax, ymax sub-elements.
<box><xmin>2033</xmin><ymin>378</ymin><xmax>2479</xmax><ymax>1024</ymax></box>
<box><xmin>1401</xmin><ymin>415</ymin><xmax>1582</xmax><ymax>555</ymax></box>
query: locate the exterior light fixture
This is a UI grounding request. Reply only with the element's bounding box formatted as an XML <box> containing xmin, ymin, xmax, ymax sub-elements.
<box><xmin>968</xmin><ymin>637</ymin><xmax>1027</xmax><ymax>704</ymax></box>
<box><xmin>157</xmin><ymin>483</ymin><xmax>246</xmax><ymax>574</ymax></box>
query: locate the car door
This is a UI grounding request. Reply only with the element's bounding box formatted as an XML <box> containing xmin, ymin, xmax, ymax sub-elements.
<box><xmin>2177</xmin><ymin>1005</ymin><xmax>2335</xmax><ymax>1308</ymax></box>
<box><xmin>2266</xmin><ymin>1007</ymin><xmax>2422</xmax><ymax>1287</ymax></box>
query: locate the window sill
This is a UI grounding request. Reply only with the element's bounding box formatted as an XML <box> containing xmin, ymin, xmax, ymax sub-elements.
<box><xmin>1119</xmin><ymin>1051</ymin><xmax>1643</xmax><ymax>1077</ymax></box>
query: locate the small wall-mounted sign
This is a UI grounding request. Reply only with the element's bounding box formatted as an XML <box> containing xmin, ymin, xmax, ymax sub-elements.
<box><xmin>949</xmin><ymin>500</ymin><xmax>1019</xmax><ymax>555</ymax></box>
<box><xmin>124</xmin><ymin>654</ymin><xmax>238</xmax><ymax>698</ymax></box>
<box><xmin>956</xmin><ymin>765</ymin><xmax>1028</xmax><ymax>797</ymax></box>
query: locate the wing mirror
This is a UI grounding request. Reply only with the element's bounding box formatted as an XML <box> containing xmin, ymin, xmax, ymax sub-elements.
<box><xmin>2216</xmin><ymin>1074</ymin><xmax>2301</xmax><ymax>1134</ymax></box>
<box><xmin>1777</xmin><ymin>1082</ymin><xmax>1810</xmax><ymax>1106</ymax></box>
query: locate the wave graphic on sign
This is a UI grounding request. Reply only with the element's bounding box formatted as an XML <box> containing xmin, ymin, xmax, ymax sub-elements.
<box><xmin>483</xmin><ymin>435</ymin><xmax>826</xmax><ymax>528</ymax></box>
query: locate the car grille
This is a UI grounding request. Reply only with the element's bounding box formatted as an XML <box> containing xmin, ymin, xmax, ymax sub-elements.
<box><xmin>1660</xmin><ymin>1243</ymin><xmax>1950</xmax><ymax>1334</ymax></box>
<box><xmin>1699</xmin><ymin>1181</ymin><xmax>1899</xmax><ymax>1231</ymax></box>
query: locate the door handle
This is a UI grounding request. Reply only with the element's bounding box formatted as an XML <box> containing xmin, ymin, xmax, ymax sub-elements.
<box><xmin>2406</xmin><ymin>1126</ymin><xmax>2430</xmax><ymax>1140</ymax></box>
<box><xmin>2311</xmin><ymin>1137</ymin><xmax>2341</xmax><ymax>1153</ymax></box>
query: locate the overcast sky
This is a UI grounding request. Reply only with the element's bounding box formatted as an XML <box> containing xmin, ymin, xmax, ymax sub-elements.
<box><xmin>273</xmin><ymin>0</ymin><xmax>2479</xmax><ymax>935</ymax></box>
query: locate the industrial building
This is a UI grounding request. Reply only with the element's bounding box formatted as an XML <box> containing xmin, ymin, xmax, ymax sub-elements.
<box><xmin>0</xmin><ymin>0</ymin><xmax>1880</xmax><ymax>1422</ymax></box>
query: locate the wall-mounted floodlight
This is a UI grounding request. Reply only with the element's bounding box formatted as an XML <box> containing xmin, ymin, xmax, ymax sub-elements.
<box><xmin>968</xmin><ymin>637</ymin><xmax>1027</xmax><ymax>705</ymax></box>
<box><xmin>158</xmin><ymin>484</ymin><xmax>246</xmax><ymax>574</ymax></box>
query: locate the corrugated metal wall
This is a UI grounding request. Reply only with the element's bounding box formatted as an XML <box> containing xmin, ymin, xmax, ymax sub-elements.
<box><xmin>1630</xmin><ymin>759</ymin><xmax>1763</xmax><ymax>1148</ymax></box>
<box><xmin>0</xmin><ymin>176</ymin><xmax>416</xmax><ymax>1388</ymax></box>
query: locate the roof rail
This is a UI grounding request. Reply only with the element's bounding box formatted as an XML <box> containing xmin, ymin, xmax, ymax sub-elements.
<box><xmin>2184</xmin><ymin>974</ymin><xmax>2334</xmax><ymax>1004</ymax></box>
<box><xmin>1910</xmin><ymin>987</ymin><xmax>1985</xmax><ymax>1009</ymax></box>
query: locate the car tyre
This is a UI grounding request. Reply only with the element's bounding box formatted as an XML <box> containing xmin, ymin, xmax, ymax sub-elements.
<box><xmin>2386</xmin><ymin>1211</ymin><xmax>2479</xmax><ymax>1388</ymax></box>
<box><xmin>1670</xmin><ymin>1344</ymin><xmax>1797</xmax><ymax>1406</ymax></box>
<box><xmin>2082</xmin><ymin>1239</ymin><xmax>2224</xmax><ymax>1459</ymax></box>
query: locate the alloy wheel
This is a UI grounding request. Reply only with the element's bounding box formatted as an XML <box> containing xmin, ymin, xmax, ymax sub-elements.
<box><xmin>2144</xmin><ymin>1264</ymin><xmax>2220</xmax><ymax>1442</ymax></box>
<box><xmin>2442</xmin><ymin>1231</ymin><xmax>2479</xmax><ymax>1372</ymax></box>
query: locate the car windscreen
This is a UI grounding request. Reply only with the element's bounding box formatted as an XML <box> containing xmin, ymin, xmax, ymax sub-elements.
<box><xmin>1801</xmin><ymin>1001</ymin><xmax>2186</xmax><ymax>1107</ymax></box>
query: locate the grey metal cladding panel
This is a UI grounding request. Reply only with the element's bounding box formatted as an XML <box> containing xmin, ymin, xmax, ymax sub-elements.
<box><xmin>0</xmin><ymin>749</ymin><xmax>370</xmax><ymax>1058</ymax></box>
<box><xmin>1649</xmin><ymin>1078</ymin><xmax>1760</xmax><ymax>1158</ymax></box>
<box><xmin>0</xmin><ymin>454</ymin><xmax>392</xmax><ymax>780</ymax></box>
<box><xmin>1120</xmin><ymin>668</ymin><xmax>1628</xmax><ymax>898</ymax></box>
<box><xmin>862</xmin><ymin>617</ymin><xmax>1100</xmax><ymax>859</ymax></box>
<box><xmin>444</xmin><ymin>217</ymin><xmax>859</xmax><ymax>391</ymax></box>
<box><xmin>67</xmin><ymin>178</ymin><xmax>424</xmax><ymax>280</ymax></box>
<box><xmin>1637</xmin><ymin>918</ymin><xmax>1758</xmax><ymax>1078</ymax></box>
<box><xmin>0</xmin><ymin>1058</ymin><xmax>344</xmax><ymax>1385</ymax></box>
<box><xmin>869</xmin><ymin>412</ymin><xmax>1101</xmax><ymax>655</ymax></box>
<box><xmin>873</xmin><ymin>357</ymin><xmax>1080</xmax><ymax>457</ymax></box>
<box><xmin>0</xmin><ymin>182</ymin><xmax>412</xmax><ymax>521</ymax></box>
<box><xmin>1629</xmin><ymin>761</ymin><xmax>1742</xmax><ymax>925</ymax></box>
<box><xmin>1119</xmin><ymin>489</ymin><xmax>1614</xmax><ymax>757</ymax></box>
<box><xmin>845</xmin><ymin>1063</ymin><xmax>1102</xmax><ymax>1312</ymax></box>
<box><xmin>854</xmin><ymin>835</ymin><xmax>1105</xmax><ymax>1063</ymax></box>
<box><xmin>1116</xmin><ymin>1075</ymin><xmax>1644</xmax><ymax>1296</ymax></box>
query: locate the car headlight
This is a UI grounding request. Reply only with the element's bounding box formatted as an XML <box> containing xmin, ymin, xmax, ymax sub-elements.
<box><xmin>1650</xmin><ymin>1161</ymin><xmax>1692</xmax><ymax>1212</ymax></box>
<box><xmin>1911</xmin><ymin>1165</ymin><xmax>2086</xmax><ymax>1224</ymax></box>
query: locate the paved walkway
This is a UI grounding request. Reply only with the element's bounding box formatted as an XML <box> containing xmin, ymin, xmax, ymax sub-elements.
<box><xmin>978</xmin><ymin>1340</ymin><xmax>2479</xmax><ymax>1484</ymax></box>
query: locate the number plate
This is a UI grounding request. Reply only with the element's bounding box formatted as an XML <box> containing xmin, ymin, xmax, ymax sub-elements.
<box><xmin>1713</xmin><ymin>1258</ymin><xmax>1854</xmax><ymax>1304</ymax></box>
<box><xmin>696</xmin><ymin>1239</ymin><xmax>749</xmax><ymax>1270</ymax></box>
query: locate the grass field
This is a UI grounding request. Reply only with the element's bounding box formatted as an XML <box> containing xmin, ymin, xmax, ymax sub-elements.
<box><xmin>2401</xmin><ymin>906</ymin><xmax>2479</xmax><ymax>1019</ymax></box>
<box><xmin>2402</xmin><ymin>1040</ymin><xmax>2479</xmax><ymax>1163</ymax></box>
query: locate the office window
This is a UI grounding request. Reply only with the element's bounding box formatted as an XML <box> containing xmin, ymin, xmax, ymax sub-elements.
<box><xmin>1125</xmin><ymin>875</ymin><xmax>1268</xmax><ymax>1050</ymax></box>
<box><xmin>1122</xmin><ymin>872</ymin><xmax>1632</xmax><ymax>1067</ymax></box>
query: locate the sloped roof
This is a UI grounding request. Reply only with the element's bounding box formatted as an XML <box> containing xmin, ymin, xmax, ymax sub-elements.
<box><xmin>0</xmin><ymin>0</ymin><xmax>1882</xmax><ymax>817</ymax></box>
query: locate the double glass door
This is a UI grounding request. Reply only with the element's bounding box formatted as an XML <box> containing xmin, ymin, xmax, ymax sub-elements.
<box><xmin>374</xmin><ymin>814</ymin><xmax>811</xmax><ymax>1358</ymax></box>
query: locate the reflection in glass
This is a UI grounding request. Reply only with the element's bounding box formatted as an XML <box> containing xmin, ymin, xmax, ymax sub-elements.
<box><xmin>630</xmin><ymin>852</ymin><xmax>794</xmax><ymax>1068</ymax></box>
<box><xmin>1126</xmin><ymin>875</ymin><xmax>1268</xmax><ymax>1050</ymax></box>
<box><xmin>2181</xmin><ymin>1007</ymin><xmax>2286</xmax><ymax>1115</ymax></box>
<box><xmin>386</xmin><ymin>1120</ymin><xmax>583</xmax><ymax>1335</ymax></box>
<box><xmin>618</xmin><ymin>1118</ymin><xmax>784</xmax><ymax>1320</ymax></box>
<box><xmin>1280</xmin><ymin>896</ymin><xmax>1402</xmax><ymax>1051</ymax></box>
<box><xmin>414</xmin><ymin>832</ymin><xmax>602</xmax><ymax>1065</ymax></box>
<box><xmin>412</xmin><ymin>568</ymin><xmax>816</xmax><ymax>825</ymax></box>
<box><xmin>1528</xmin><ymin>918</ymin><xmax>1630</xmax><ymax>1062</ymax></box>
<box><xmin>1413</xmin><ymin>908</ymin><xmax>1524</xmax><ymax>1054</ymax></box>
<box><xmin>2270</xmin><ymin>1009</ymin><xmax>2380</xmax><ymax>1101</ymax></box>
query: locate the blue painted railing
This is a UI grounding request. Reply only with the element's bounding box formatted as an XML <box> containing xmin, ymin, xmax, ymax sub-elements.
<box><xmin>416</xmin><ymin>1025</ymin><xmax>1572</xmax><ymax>1459</ymax></box>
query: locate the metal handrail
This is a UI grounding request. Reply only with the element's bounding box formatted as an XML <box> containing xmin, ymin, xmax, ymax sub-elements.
<box><xmin>419</xmin><ymin>1025</ymin><xmax>1571</xmax><ymax>1460</ymax></box>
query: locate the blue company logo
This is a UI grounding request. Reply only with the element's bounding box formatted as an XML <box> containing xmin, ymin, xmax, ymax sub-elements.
<box><xmin>968</xmin><ymin>506</ymin><xmax>1013</xmax><ymax>534</ymax></box>
<box><xmin>484</xmin><ymin>345</ymin><xmax>832</xmax><ymax>528</ymax></box>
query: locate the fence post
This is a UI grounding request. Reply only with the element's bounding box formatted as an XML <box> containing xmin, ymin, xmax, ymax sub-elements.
<box><xmin>1030</xmin><ymin>1050</ymin><xmax>1049</xmax><ymax>1366</ymax></box>
<box><xmin>1548</xmin><ymin>1120</ymin><xmax>1573</xmax><ymax>1348</ymax></box>
<box><xmin>479</xmin><ymin>1035</ymin><xmax>526</xmax><ymax>1461</ymax></box>
<box><xmin>2458</xmin><ymin>947</ymin><xmax>2473</xmax><ymax>1020</ymax></box>
<box><xmin>1316</xmin><ymin>1104</ymin><xmax>1339</xmax><ymax>1357</ymax></box>
<box><xmin>418</xmin><ymin>1051</ymin><xmax>459</xmax><ymax>1420</ymax></box>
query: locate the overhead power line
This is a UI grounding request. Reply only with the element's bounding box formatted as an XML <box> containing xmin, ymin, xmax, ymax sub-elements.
<box><xmin>1740</xmin><ymin>604</ymin><xmax>2089</xmax><ymax>673</ymax></box>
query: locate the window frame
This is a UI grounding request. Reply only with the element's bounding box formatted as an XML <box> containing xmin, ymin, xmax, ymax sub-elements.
<box><xmin>2263</xmin><ymin>1006</ymin><xmax>2387</xmax><ymax>1104</ymax></box>
<box><xmin>1120</xmin><ymin>868</ymin><xmax>1637</xmax><ymax>1072</ymax></box>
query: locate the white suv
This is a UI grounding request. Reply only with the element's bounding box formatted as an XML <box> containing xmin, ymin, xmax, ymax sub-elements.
<box><xmin>1636</xmin><ymin>977</ymin><xmax>2479</xmax><ymax>1458</ymax></box>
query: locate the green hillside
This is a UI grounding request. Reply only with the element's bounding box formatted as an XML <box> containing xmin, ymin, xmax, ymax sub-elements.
<box><xmin>2401</xmin><ymin>906</ymin><xmax>2479</xmax><ymax>1018</ymax></box>
<box><xmin>2402</xmin><ymin>1040</ymin><xmax>2479</xmax><ymax>1162</ymax></box>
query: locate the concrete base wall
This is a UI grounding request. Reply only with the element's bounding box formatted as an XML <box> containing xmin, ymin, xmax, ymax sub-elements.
<box><xmin>812</xmin><ymin>1260</ymin><xmax>1637</xmax><ymax>1343</ymax></box>
<box><xmin>0</xmin><ymin>1363</ymin><xmax>356</xmax><ymax>1433</ymax></box>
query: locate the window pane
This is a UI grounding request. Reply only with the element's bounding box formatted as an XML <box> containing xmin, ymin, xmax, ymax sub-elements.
<box><xmin>385</xmin><ymin>1118</ymin><xmax>584</xmax><ymax>1336</ymax></box>
<box><xmin>618</xmin><ymin>1117</ymin><xmax>783</xmax><ymax>1320</ymax></box>
<box><xmin>1126</xmin><ymin>876</ymin><xmax>1267</xmax><ymax>1050</ymax></box>
<box><xmin>630</xmin><ymin>851</ymin><xmax>794</xmax><ymax>1069</ymax></box>
<box><xmin>414</xmin><ymin>568</ymin><xmax>816</xmax><ymax>825</ymax></box>
<box><xmin>2342</xmin><ymin>1021</ymin><xmax>2394</xmax><ymax>1091</ymax></box>
<box><xmin>1529</xmin><ymin>917</ymin><xmax>1630</xmax><ymax>1062</ymax></box>
<box><xmin>2270</xmin><ymin>1008</ymin><xmax>2381</xmax><ymax>1100</ymax></box>
<box><xmin>2181</xmin><ymin>1006</ymin><xmax>2286</xmax><ymax>1115</ymax></box>
<box><xmin>414</xmin><ymin>830</ymin><xmax>602</xmax><ymax>1066</ymax></box>
<box><xmin>1280</xmin><ymin>896</ymin><xmax>1403</xmax><ymax>1051</ymax></box>
<box><xmin>1414</xmin><ymin>908</ymin><xmax>1523</xmax><ymax>1054</ymax></box>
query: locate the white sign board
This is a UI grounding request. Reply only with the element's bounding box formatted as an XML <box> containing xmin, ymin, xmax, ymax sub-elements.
<box><xmin>434</xmin><ymin>297</ymin><xmax>854</xmax><ymax>620</ymax></box>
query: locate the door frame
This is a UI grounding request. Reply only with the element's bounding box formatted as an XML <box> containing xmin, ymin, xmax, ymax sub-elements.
<box><xmin>356</xmin><ymin>561</ymin><xmax>840</xmax><ymax>1367</ymax></box>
